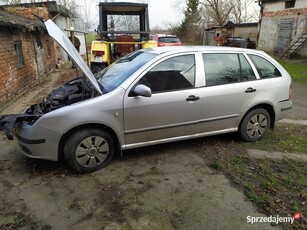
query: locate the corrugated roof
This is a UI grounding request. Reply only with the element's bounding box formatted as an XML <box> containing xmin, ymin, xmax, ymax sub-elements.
<box><xmin>0</xmin><ymin>8</ymin><xmax>44</xmax><ymax>32</ymax></box>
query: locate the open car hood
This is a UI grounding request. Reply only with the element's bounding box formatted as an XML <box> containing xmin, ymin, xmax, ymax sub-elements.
<box><xmin>45</xmin><ymin>19</ymin><xmax>102</xmax><ymax>95</ymax></box>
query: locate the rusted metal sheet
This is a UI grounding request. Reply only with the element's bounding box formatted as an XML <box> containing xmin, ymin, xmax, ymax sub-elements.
<box><xmin>0</xmin><ymin>8</ymin><xmax>44</xmax><ymax>32</ymax></box>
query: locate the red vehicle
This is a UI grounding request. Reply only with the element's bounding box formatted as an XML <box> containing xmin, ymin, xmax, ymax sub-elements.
<box><xmin>151</xmin><ymin>34</ymin><xmax>182</xmax><ymax>47</ymax></box>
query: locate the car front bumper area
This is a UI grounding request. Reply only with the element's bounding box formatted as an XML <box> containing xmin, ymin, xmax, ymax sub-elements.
<box><xmin>16</xmin><ymin>123</ymin><xmax>61</xmax><ymax>161</ymax></box>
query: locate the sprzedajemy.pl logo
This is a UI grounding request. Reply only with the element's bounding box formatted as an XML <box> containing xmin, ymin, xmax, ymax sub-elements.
<box><xmin>247</xmin><ymin>212</ymin><xmax>302</xmax><ymax>225</ymax></box>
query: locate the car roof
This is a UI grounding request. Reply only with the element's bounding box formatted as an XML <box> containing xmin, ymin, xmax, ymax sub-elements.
<box><xmin>144</xmin><ymin>46</ymin><xmax>265</xmax><ymax>55</ymax></box>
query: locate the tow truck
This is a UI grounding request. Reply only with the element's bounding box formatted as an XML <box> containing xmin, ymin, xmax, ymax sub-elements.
<box><xmin>90</xmin><ymin>2</ymin><xmax>157</xmax><ymax>73</ymax></box>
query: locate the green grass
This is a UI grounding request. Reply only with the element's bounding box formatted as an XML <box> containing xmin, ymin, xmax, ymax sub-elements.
<box><xmin>242</xmin><ymin>123</ymin><xmax>307</xmax><ymax>153</ymax></box>
<box><xmin>199</xmin><ymin>123</ymin><xmax>307</xmax><ymax>229</ymax></box>
<box><xmin>278</xmin><ymin>59</ymin><xmax>307</xmax><ymax>83</ymax></box>
<box><xmin>209</xmin><ymin>160</ymin><xmax>223</xmax><ymax>170</ymax></box>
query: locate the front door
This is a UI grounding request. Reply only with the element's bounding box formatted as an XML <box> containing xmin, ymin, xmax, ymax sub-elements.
<box><xmin>123</xmin><ymin>54</ymin><xmax>200</xmax><ymax>147</ymax></box>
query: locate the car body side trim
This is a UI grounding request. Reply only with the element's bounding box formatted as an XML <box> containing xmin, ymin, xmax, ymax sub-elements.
<box><xmin>124</xmin><ymin>114</ymin><xmax>239</xmax><ymax>135</ymax></box>
<box><xmin>199</xmin><ymin>114</ymin><xmax>239</xmax><ymax>124</ymax></box>
<box><xmin>123</xmin><ymin>127</ymin><xmax>238</xmax><ymax>149</ymax></box>
<box><xmin>124</xmin><ymin>120</ymin><xmax>198</xmax><ymax>134</ymax></box>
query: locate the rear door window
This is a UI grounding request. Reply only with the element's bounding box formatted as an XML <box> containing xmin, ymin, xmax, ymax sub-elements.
<box><xmin>239</xmin><ymin>54</ymin><xmax>257</xmax><ymax>81</ymax></box>
<box><xmin>248</xmin><ymin>54</ymin><xmax>282</xmax><ymax>79</ymax></box>
<box><xmin>203</xmin><ymin>53</ymin><xmax>256</xmax><ymax>86</ymax></box>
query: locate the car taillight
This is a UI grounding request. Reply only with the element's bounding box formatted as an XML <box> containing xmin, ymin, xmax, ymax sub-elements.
<box><xmin>289</xmin><ymin>82</ymin><xmax>292</xmax><ymax>99</ymax></box>
<box><xmin>93</xmin><ymin>51</ymin><xmax>105</xmax><ymax>56</ymax></box>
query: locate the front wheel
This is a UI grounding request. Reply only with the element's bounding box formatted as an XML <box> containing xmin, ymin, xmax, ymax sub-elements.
<box><xmin>239</xmin><ymin>108</ymin><xmax>271</xmax><ymax>142</ymax></box>
<box><xmin>64</xmin><ymin>129</ymin><xmax>115</xmax><ymax>173</ymax></box>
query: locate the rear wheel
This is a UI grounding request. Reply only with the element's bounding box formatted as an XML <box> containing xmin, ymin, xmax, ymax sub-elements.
<box><xmin>64</xmin><ymin>129</ymin><xmax>114</xmax><ymax>173</ymax></box>
<box><xmin>240</xmin><ymin>108</ymin><xmax>271</xmax><ymax>142</ymax></box>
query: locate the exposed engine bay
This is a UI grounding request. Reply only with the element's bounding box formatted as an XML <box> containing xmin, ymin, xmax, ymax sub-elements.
<box><xmin>0</xmin><ymin>77</ymin><xmax>97</xmax><ymax>140</ymax></box>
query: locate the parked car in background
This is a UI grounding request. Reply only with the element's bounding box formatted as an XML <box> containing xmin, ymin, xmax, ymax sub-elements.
<box><xmin>151</xmin><ymin>34</ymin><xmax>182</xmax><ymax>46</ymax></box>
<box><xmin>0</xmin><ymin>20</ymin><xmax>292</xmax><ymax>173</ymax></box>
<box><xmin>223</xmin><ymin>37</ymin><xmax>256</xmax><ymax>49</ymax></box>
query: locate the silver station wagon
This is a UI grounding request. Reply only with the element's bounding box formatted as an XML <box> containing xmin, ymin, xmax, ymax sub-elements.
<box><xmin>0</xmin><ymin>20</ymin><xmax>292</xmax><ymax>173</ymax></box>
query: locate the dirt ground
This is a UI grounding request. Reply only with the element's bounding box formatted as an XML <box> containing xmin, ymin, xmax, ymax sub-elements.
<box><xmin>0</xmin><ymin>68</ymin><xmax>305</xmax><ymax>230</ymax></box>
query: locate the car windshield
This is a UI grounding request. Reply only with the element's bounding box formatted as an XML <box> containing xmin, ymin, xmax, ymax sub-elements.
<box><xmin>96</xmin><ymin>51</ymin><xmax>157</xmax><ymax>93</ymax></box>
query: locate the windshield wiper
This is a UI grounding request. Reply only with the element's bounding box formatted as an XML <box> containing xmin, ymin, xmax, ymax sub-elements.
<box><xmin>98</xmin><ymin>82</ymin><xmax>108</xmax><ymax>94</ymax></box>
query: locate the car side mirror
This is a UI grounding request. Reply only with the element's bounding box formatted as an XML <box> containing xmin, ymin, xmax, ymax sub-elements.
<box><xmin>133</xmin><ymin>84</ymin><xmax>152</xmax><ymax>97</ymax></box>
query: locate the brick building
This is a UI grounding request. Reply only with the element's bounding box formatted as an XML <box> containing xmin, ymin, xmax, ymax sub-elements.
<box><xmin>1</xmin><ymin>1</ymin><xmax>85</xmax><ymax>61</ymax></box>
<box><xmin>257</xmin><ymin>0</ymin><xmax>307</xmax><ymax>57</ymax></box>
<box><xmin>0</xmin><ymin>8</ymin><xmax>57</xmax><ymax>110</ymax></box>
<box><xmin>0</xmin><ymin>1</ymin><xmax>85</xmax><ymax>110</ymax></box>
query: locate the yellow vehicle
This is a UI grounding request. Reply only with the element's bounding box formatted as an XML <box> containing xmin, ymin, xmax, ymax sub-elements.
<box><xmin>90</xmin><ymin>2</ymin><xmax>157</xmax><ymax>73</ymax></box>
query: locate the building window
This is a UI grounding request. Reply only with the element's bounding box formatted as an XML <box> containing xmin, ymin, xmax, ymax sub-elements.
<box><xmin>14</xmin><ymin>41</ymin><xmax>24</xmax><ymax>66</ymax></box>
<box><xmin>285</xmin><ymin>0</ymin><xmax>295</xmax><ymax>9</ymax></box>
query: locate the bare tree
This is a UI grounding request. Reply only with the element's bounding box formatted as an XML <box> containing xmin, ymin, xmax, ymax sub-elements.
<box><xmin>57</xmin><ymin>0</ymin><xmax>80</xmax><ymax>16</ymax></box>
<box><xmin>200</xmin><ymin>0</ymin><xmax>233</xmax><ymax>26</ymax></box>
<box><xmin>0</xmin><ymin>0</ymin><xmax>22</xmax><ymax>4</ymax></box>
<box><xmin>230</xmin><ymin>0</ymin><xmax>259</xmax><ymax>24</ymax></box>
<box><xmin>79</xmin><ymin>0</ymin><xmax>99</xmax><ymax>32</ymax></box>
<box><xmin>112</xmin><ymin>15</ymin><xmax>139</xmax><ymax>31</ymax></box>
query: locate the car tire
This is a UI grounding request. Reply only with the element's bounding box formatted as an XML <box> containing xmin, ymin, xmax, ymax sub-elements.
<box><xmin>240</xmin><ymin>108</ymin><xmax>271</xmax><ymax>142</ymax></box>
<box><xmin>64</xmin><ymin>129</ymin><xmax>115</xmax><ymax>173</ymax></box>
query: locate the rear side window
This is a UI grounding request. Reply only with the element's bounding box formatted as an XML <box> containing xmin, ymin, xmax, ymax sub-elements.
<box><xmin>203</xmin><ymin>53</ymin><xmax>256</xmax><ymax>86</ymax></box>
<box><xmin>248</xmin><ymin>54</ymin><xmax>282</xmax><ymax>79</ymax></box>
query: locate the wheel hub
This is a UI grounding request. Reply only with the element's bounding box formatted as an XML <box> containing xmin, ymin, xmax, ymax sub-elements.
<box><xmin>254</xmin><ymin>122</ymin><xmax>260</xmax><ymax>131</ymax></box>
<box><xmin>88</xmin><ymin>146</ymin><xmax>98</xmax><ymax>156</ymax></box>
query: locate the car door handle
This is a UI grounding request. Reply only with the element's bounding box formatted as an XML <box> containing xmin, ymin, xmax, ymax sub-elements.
<box><xmin>186</xmin><ymin>95</ymin><xmax>200</xmax><ymax>101</ymax></box>
<box><xmin>245</xmin><ymin>87</ymin><xmax>256</xmax><ymax>93</ymax></box>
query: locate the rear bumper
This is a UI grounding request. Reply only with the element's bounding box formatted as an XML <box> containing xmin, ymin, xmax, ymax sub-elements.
<box><xmin>275</xmin><ymin>99</ymin><xmax>293</xmax><ymax>121</ymax></box>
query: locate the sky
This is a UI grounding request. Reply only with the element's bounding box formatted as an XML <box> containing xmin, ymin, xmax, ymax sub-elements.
<box><xmin>85</xmin><ymin>0</ymin><xmax>185</xmax><ymax>30</ymax></box>
<box><xmin>82</xmin><ymin>0</ymin><xmax>259</xmax><ymax>30</ymax></box>
<box><xmin>147</xmin><ymin>0</ymin><xmax>185</xmax><ymax>28</ymax></box>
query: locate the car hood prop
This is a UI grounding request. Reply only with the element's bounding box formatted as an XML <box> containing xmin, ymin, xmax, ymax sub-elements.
<box><xmin>44</xmin><ymin>19</ymin><xmax>102</xmax><ymax>95</ymax></box>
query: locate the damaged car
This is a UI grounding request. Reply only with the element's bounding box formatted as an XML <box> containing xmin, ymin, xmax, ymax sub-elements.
<box><xmin>0</xmin><ymin>19</ymin><xmax>292</xmax><ymax>173</ymax></box>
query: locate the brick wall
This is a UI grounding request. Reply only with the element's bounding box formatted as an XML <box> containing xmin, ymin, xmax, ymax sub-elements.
<box><xmin>0</xmin><ymin>29</ymin><xmax>57</xmax><ymax>110</ymax></box>
<box><xmin>263</xmin><ymin>7</ymin><xmax>307</xmax><ymax>17</ymax></box>
<box><xmin>4</xmin><ymin>6</ymin><xmax>49</xmax><ymax>20</ymax></box>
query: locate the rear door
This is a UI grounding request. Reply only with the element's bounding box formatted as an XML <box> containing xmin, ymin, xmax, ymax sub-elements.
<box><xmin>198</xmin><ymin>53</ymin><xmax>260</xmax><ymax>134</ymax></box>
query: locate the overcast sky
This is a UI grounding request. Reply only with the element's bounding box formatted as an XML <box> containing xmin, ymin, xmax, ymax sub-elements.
<box><xmin>147</xmin><ymin>0</ymin><xmax>185</xmax><ymax>28</ymax></box>
<box><xmin>84</xmin><ymin>0</ymin><xmax>259</xmax><ymax>30</ymax></box>
<box><xmin>86</xmin><ymin>0</ymin><xmax>185</xmax><ymax>30</ymax></box>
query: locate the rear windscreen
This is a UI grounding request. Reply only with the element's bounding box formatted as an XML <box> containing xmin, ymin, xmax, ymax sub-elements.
<box><xmin>158</xmin><ymin>37</ymin><xmax>180</xmax><ymax>43</ymax></box>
